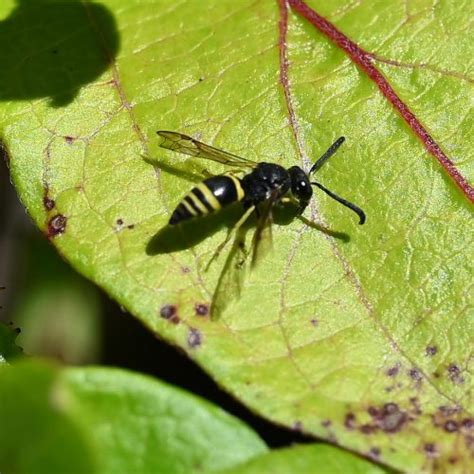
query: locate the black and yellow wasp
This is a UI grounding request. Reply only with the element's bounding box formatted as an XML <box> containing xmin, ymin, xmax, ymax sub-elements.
<box><xmin>157</xmin><ymin>130</ymin><xmax>365</xmax><ymax>259</ymax></box>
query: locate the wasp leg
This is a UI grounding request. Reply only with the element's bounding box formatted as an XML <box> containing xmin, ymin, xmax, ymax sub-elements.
<box><xmin>205</xmin><ymin>205</ymin><xmax>256</xmax><ymax>271</ymax></box>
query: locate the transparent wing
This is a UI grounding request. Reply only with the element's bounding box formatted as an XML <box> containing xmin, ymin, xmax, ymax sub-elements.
<box><xmin>210</xmin><ymin>226</ymin><xmax>250</xmax><ymax>320</ymax></box>
<box><xmin>157</xmin><ymin>131</ymin><xmax>257</xmax><ymax>169</ymax></box>
<box><xmin>251</xmin><ymin>192</ymin><xmax>279</xmax><ymax>267</ymax></box>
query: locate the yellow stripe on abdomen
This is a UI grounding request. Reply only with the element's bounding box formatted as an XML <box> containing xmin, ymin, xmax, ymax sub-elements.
<box><xmin>195</xmin><ymin>182</ymin><xmax>221</xmax><ymax>211</ymax></box>
<box><xmin>227</xmin><ymin>175</ymin><xmax>245</xmax><ymax>201</ymax></box>
<box><xmin>187</xmin><ymin>190</ymin><xmax>208</xmax><ymax>214</ymax></box>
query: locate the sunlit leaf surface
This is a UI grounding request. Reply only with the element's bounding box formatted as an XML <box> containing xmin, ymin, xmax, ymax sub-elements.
<box><xmin>1</xmin><ymin>0</ymin><xmax>472</xmax><ymax>471</ymax></box>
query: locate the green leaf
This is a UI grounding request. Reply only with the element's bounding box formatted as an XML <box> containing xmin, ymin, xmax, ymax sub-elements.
<box><xmin>11</xmin><ymin>233</ymin><xmax>101</xmax><ymax>364</ymax></box>
<box><xmin>218</xmin><ymin>443</ymin><xmax>389</xmax><ymax>474</ymax></box>
<box><xmin>1</xmin><ymin>0</ymin><xmax>472</xmax><ymax>472</ymax></box>
<box><xmin>0</xmin><ymin>322</ymin><xmax>22</xmax><ymax>363</ymax></box>
<box><xmin>0</xmin><ymin>360</ymin><xmax>267</xmax><ymax>473</ymax></box>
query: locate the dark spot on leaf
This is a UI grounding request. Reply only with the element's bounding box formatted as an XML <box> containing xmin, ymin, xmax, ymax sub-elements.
<box><xmin>438</xmin><ymin>406</ymin><xmax>460</xmax><ymax>416</ymax></box>
<box><xmin>462</xmin><ymin>419</ymin><xmax>474</xmax><ymax>430</ymax></box>
<box><xmin>409</xmin><ymin>368</ymin><xmax>422</xmax><ymax>382</ymax></box>
<box><xmin>181</xmin><ymin>266</ymin><xmax>191</xmax><ymax>273</ymax></box>
<box><xmin>433</xmin><ymin>371</ymin><xmax>440</xmax><ymax>378</ymax></box>
<box><xmin>321</xmin><ymin>420</ymin><xmax>331</xmax><ymax>427</ymax></box>
<box><xmin>409</xmin><ymin>397</ymin><xmax>422</xmax><ymax>415</ymax></box>
<box><xmin>127</xmin><ymin>224</ymin><xmax>135</xmax><ymax>230</ymax></box>
<box><xmin>368</xmin><ymin>407</ymin><xmax>379</xmax><ymax>417</ymax></box>
<box><xmin>386</xmin><ymin>365</ymin><xmax>399</xmax><ymax>377</ymax></box>
<box><xmin>368</xmin><ymin>403</ymin><xmax>408</xmax><ymax>433</ymax></box>
<box><xmin>43</xmin><ymin>196</ymin><xmax>55</xmax><ymax>211</ymax></box>
<box><xmin>188</xmin><ymin>328</ymin><xmax>202</xmax><ymax>348</ymax></box>
<box><xmin>448</xmin><ymin>456</ymin><xmax>458</xmax><ymax>464</ymax></box>
<box><xmin>344</xmin><ymin>413</ymin><xmax>356</xmax><ymax>430</ymax></box>
<box><xmin>293</xmin><ymin>420</ymin><xmax>303</xmax><ymax>432</ymax></box>
<box><xmin>198</xmin><ymin>77</ymin><xmax>204</xmax><ymax>82</ymax></box>
<box><xmin>444</xmin><ymin>420</ymin><xmax>458</xmax><ymax>433</ymax></box>
<box><xmin>310</xmin><ymin>318</ymin><xmax>318</xmax><ymax>327</ymax></box>
<box><xmin>116</xmin><ymin>218</ymin><xmax>124</xmax><ymax>226</ymax></box>
<box><xmin>195</xmin><ymin>303</ymin><xmax>209</xmax><ymax>317</ymax></box>
<box><xmin>15</xmin><ymin>327</ymin><xmax>21</xmax><ymax>334</ymax></box>
<box><xmin>424</xmin><ymin>443</ymin><xmax>437</xmax><ymax>458</ymax></box>
<box><xmin>159</xmin><ymin>304</ymin><xmax>180</xmax><ymax>324</ymax></box>
<box><xmin>64</xmin><ymin>136</ymin><xmax>75</xmax><ymax>144</ymax></box>
<box><xmin>47</xmin><ymin>214</ymin><xmax>67</xmax><ymax>237</ymax></box>
<box><xmin>369</xmin><ymin>447</ymin><xmax>380</xmax><ymax>458</ymax></box>
<box><xmin>447</xmin><ymin>363</ymin><xmax>464</xmax><ymax>384</ymax></box>
<box><xmin>360</xmin><ymin>424</ymin><xmax>377</xmax><ymax>434</ymax></box>
<box><xmin>425</xmin><ymin>345</ymin><xmax>437</xmax><ymax>356</ymax></box>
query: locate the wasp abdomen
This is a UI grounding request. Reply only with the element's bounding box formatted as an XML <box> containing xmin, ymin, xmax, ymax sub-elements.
<box><xmin>169</xmin><ymin>175</ymin><xmax>245</xmax><ymax>225</ymax></box>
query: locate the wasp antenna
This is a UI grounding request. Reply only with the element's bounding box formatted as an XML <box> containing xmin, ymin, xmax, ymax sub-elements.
<box><xmin>310</xmin><ymin>136</ymin><xmax>345</xmax><ymax>174</ymax></box>
<box><xmin>311</xmin><ymin>181</ymin><xmax>366</xmax><ymax>225</ymax></box>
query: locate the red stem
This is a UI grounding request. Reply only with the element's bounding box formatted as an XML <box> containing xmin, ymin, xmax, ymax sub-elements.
<box><xmin>288</xmin><ymin>0</ymin><xmax>474</xmax><ymax>203</ymax></box>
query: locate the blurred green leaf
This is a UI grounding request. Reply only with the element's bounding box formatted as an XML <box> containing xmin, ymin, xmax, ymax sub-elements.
<box><xmin>11</xmin><ymin>234</ymin><xmax>101</xmax><ymax>364</ymax></box>
<box><xmin>1</xmin><ymin>0</ymin><xmax>472</xmax><ymax>472</ymax></box>
<box><xmin>219</xmin><ymin>443</ymin><xmax>389</xmax><ymax>474</ymax></box>
<box><xmin>0</xmin><ymin>360</ymin><xmax>267</xmax><ymax>473</ymax></box>
<box><xmin>0</xmin><ymin>322</ymin><xmax>22</xmax><ymax>363</ymax></box>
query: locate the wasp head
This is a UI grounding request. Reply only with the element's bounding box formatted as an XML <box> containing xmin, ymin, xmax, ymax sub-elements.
<box><xmin>288</xmin><ymin>166</ymin><xmax>312</xmax><ymax>212</ymax></box>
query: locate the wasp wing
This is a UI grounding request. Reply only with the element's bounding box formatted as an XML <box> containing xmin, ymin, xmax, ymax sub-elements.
<box><xmin>251</xmin><ymin>191</ymin><xmax>280</xmax><ymax>267</ymax></box>
<box><xmin>210</xmin><ymin>226</ymin><xmax>250</xmax><ymax>320</ymax></box>
<box><xmin>157</xmin><ymin>131</ymin><xmax>257</xmax><ymax>169</ymax></box>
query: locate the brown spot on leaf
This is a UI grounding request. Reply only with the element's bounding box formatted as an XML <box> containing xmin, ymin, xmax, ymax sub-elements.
<box><xmin>368</xmin><ymin>407</ymin><xmax>379</xmax><ymax>417</ymax></box>
<box><xmin>425</xmin><ymin>345</ymin><xmax>437</xmax><ymax>356</ymax></box>
<box><xmin>181</xmin><ymin>266</ymin><xmax>191</xmax><ymax>273</ymax></box>
<box><xmin>439</xmin><ymin>406</ymin><xmax>461</xmax><ymax>416</ymax></box>
<box><xmin>64</xmin><ymin>136</ymin><xmax>75</xmax><ymax>144</ymax></box>
<box><xmin>127</xmin><ymin>224</ymin><xmax>135</xmax><ymax>230</ymax></box>
<box><xmin>188</xmin><ymin>328</ymin><xmax>202</xmax><ymax>348</ymax></box>
<box><xmin>444</xmin><ymin>420</ymin><xmax>458</xmax><ymax>433</ymax></box>
<box><xmin>47</xmin><ymin>214</ymin><xmax>67</xmax><ymax>237</ymax></box>
<box><xmin>115</xmin><ymin>218</ymin><xmax>125</xmax><ymax>231</ymax></box>
<box><xmin>194</xmin><ymin>303</ymin><xmax>209</xmax><ymax>317</ymax></box>
<box><xmin>360</xmin><ymin>424</ymin><xmax>377</xmax><ymax>435</ymax></box>
<box><xmin>321</xmin><ymin>420</ymin><xmax>331</xmax><ymax>428</ymax></box>
<box><xmin>462</xmin><ymin>419</ymin><xmax>474</xmax><ymax>430</ymax></box>
<box><xmin>366</xmin><ymin>403</ymin><xmax>408</xmax><ymax>434</ymax></box>
<box><xmin>159</xmin><ymin>304</ymin><xmax>180</xmax><ymax>324</ymax></box>
<box><xmin>369</xmin><ymin>447</ymin><xmax>380</xmax><ymax>458</ymax></box>
<box><xmin>293</xmin><ymin>420</ymin><xmax>303</xmax><ymax>432</ymax></box>
<box><xmin>409</xmin><ymin>368</ymin><xmax>422</xmax><ymax>382</ymax></box>
<box><xmin>386</xmin><ymin>365</ymin><xmax>399</xmax><ymax>377</ymax></box>
<box><xmin>43</xmin><ymin>196</ymin><xmax>55</xmax><ymax>211</ymax></box>
<box><xmin>447</xmin><ymin>363</ymin><xmax>464</xmax><ymax>384</ymax></box>
<box><xmin>409</xmin><ymin>397</ymin><xmax>422</xmax><ymax>416</ymax></box>
<box><xmin>423</xmin><ymin>443</ymin><xmax>438</xmax><ymax>458</ymax></box>
<box><xmin>310</xmin><ymin>318</ymin><xmax>318</xmax><ymax>327</ymax></box>
<box><xmin>344</xmin><ymin>413</ymin><xmax>356</xmax><ymax>430</ymax></box>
